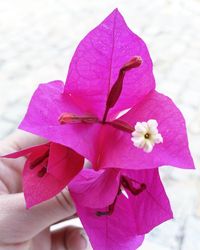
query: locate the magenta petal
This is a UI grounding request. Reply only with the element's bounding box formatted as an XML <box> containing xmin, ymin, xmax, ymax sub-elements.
<box><xmin>19</xmin><ymin>80</ymin><xmax>101</xmax><ymax>162</ymax></box>
<box><xmin>3</xmin><ymin>143</ymin><xmax>49</xmax><ymax>159</ymax></box>
<box><xmin>121</xmin><ymin>168</ymin><xmax>173</xmax><ymax>234</ymax></box>
<box><xmin>21</xmin><ymin>148</ymin><xmax>63</xmax><ymax>207</ymax></box>
<box><xmin>47</xmin><ymin>142</ymin><xmax>84</xmax><ymax>183</ymax></box>
<box><xmin>72</xmin><ymin>203</ymin><xmax>144</xmax><ymax>250</ymax></box>
<box><xmin>22</xmin><ymin>142</ymin><xmax>84</xmax><ymax>208</ymax></box>
<box><xmin>70</xmin><ymin>168</ymin><xmax>172</xmax><ymax>237</ymax></box>
<box><xmin>65</xmin><ymin>9</ymin><xmax>155</xmax><ymax>119</ymax></box>
<box><xmin>23</xmin><ymin>162</ymin><xmax>67</xmax><ymax>208</ymax></box>
<box><xmin>69</xmin><ymin>169</ymin><xmax>120</xmax><ymax>208</ymax></box>
<box><xmin>69</xmin><ymin>169</ymin><xmax>145</xmax><ymax>249</ymax></box>
<box><xmin>97</xmin><ymin>90</ymin><xmax>194</xmax><ymax>170</ymax></box>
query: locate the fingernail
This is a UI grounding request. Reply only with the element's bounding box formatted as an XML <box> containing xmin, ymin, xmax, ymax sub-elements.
<box><xmin>67</xmin><ymin>229</ymin><xmax>88</xmax><ymax>250</ymax></box>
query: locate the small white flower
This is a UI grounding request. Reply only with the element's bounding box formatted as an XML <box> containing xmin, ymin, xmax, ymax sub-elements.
<box><xmin>131</xmin><ymin>119</ymin><xmax>163</xmax><ymax>153</ymax></box>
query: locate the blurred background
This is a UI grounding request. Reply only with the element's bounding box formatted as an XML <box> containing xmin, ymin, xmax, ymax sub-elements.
<box><xmin>0</xmin><ymin>0</ymin><xmax>200</xmax><ymax>249</ymax></box>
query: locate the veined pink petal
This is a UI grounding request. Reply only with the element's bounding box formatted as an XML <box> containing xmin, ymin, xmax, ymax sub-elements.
<box><xmin>23</xmin><ymin>154</ymin><xmax>66</xmax><ymax>208</ymax></box>
<box><xmin>3</xmin><ymin>143</ymin><xmax>49</xmax><ymax>159</ymax></box>
<box><xmin>69</xmin><ymin>168</ymin><xmax>172</xmax><ymax>249</ymax></box>
<box><xmin>72</xmin><ymin>202</ymin><xmax>144</xmax><ymax>250</ymax></box>
<box><xmin>47</xmin><ymin>142</ymin><xmax>84</xmax><ymax>183</ymax></box>
<box><xmin>69</xmin><ymin>168</ymin><xmax>172</xmax><ymax>235</ymax></box>
<box><xmin>121</xmin><ymin>168</ymin><xmax>173</xmax><ymax>234</ymax></box>
<box><xmin>69</xmin><ymin>168</ymin><xmax>120</xmax><ymax>208</ymax></box>
<box><xmin>22</xmin><ymin>142</ymin><xmax>84</xmax><ymax>208</ymax></box>
<box><xmin>76</xmin><ymin>202</ymin><xmax>145</xmax><ymax>250</ymax></box>
<box><xmin>19</xmin><ymin>80</ymin><xmax>101</xmax><ymax>162</ymax></box>
<box><xmin>95</xmin><ymin>90</ymin><xmax>195</xmax><ymax>170</ymax></box>
<box><xmin>65</xmin><ymin>9</ymin><xmax>155</xmax><ymax>119</ymax></box>
<box><xmin>3</xmin><ymin>141</ymin><xmax>84</xmax><ymax>208</ymax></box>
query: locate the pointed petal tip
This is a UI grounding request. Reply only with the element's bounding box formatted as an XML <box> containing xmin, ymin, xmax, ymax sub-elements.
<box><xmin>190</xmin><ymin>154</ymin><xmax>196</xmax><ymax>169</ymax></box>
<box><xmin>179</xmin><ymin>150</ymin><xmax>195</xmax><ymax>170</ymax></box>
<box><xmin>25</xmin><ymin>204</ymin><xmax>31</xmax><ymax>210</ymax></box>
<box><xmin>113</xmin><ymin>7</ymin><xmax>119</xmax><ymax>13</ymax></box>
<box><xmin>24</xmin><ymin>193</ymin><xmax>36</xmax><ymax>209</ymax></box>
<box><xmin>109</xmin><ymin>8</ymin><xmax>122</xmax><ymax>18</ymax></box>
<box><xmin>25</xmin><ymin>196</ymin><xmax>43</xmax><ymax>209</ymax></box>
<box><xmin>112</xmin><ymin>7</ymin><xmax>119</xmax><ymax>13</ymax></box>
<box><xmin>188</xmin><ymin>161</ymin><xmax>195</xmax><ymax>169</ymax></box>
<box><xmin>25</xmin><ymin>199</ymin><xmax>33</xmax><ymax>209</ymax></box>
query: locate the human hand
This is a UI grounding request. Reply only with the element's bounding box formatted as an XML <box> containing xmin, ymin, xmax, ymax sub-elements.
<box><xmin>0</xmin><ymin>131</ymin><xmax>90</xmax><ymax>250</ymax></box>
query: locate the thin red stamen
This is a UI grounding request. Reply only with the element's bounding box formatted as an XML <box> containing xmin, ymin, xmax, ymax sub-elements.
<box><xmin>121</xmin><ymin>176</ymin><xmax>146</xmax><ymax>195</ymax></box>
<box><xmin>96</xmin><ymin>176</ymin><xmax>146</xmax><ymax>217</ymax></box>
<box><xmin>106</xmin><ymin>120</ymin><xmax>134</xmax><ymax>133</ymax></box>
<box><xmin>96</xmin><ymin>189</ymin><xmax>121</xmax><ymax>216</ymax></box>
<box><xmin>30</xmin><ymin>150</ymin><xmax>49</xmax><ymax>169</ymax></box>
<box><xmin>59</xmin><ymin>112</ymin><xmax>134</xmax><ymax>134</ymax></box>
<box><xmin>37</xmin><ymin>157</ymin><xmax>48</xmax><ymax>177</ymax></box>
<box><xmin>37</xmin><ymin>167</ymin><xmax>47</xmax><ymax>177</ymax></box>
<box><xmin>58</xmin><ymin>112</ymin><xmax>98</xmax><ymax>124</ymax></box>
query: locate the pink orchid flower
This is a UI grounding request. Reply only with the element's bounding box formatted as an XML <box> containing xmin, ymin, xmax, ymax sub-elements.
<box><xmin>18</xmin><ymin>9</ymin><xmax>194</xmax><ymax>173</ymax></box>
<box><xmin>4</xmin><ymin>142</ymin><xmax>84</xmax><ymax>207</ymax></box>
<box><xmin>69</xmin><ymin>167</ymin><xmax>173</xmax><ymax>250</ymax></box>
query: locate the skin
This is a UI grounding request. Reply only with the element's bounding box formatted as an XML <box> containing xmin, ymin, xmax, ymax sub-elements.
<box><xmin>0</xmin><ymin>130</ymin><xmax>91</xmax><ymax>250</ymax></box>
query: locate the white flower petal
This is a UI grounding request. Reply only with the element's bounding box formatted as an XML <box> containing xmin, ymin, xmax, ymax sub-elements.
<box><xmin>133</xmin><ymin>137</ymin><xmax>146</xmax><ymax>148</ymax></box>
<box><xmin>135</xmin><ymin>122</ymin><xmax>147</xmax><ymax>133</ymax></box>
<box><xmin>152</xmin><ymin>133</ymin><xmax>163</xmax><ymax>144</ymax></box>
<box><xmin>141</xmin><ymin>122</ymin><xmax>148</xmax><ymax>130</ymax></box>
<box><xmin>147</xmin><ymin>119</ymin><xmax>158</xmax><ymax>128</ymax></box>
<box><xmin>143</xmin><ymin>140</ymin><xmax>154</xmax><ymax>153</ymax></box>
<box><xmin>132</xmin><ymin>131</ymin><xmax>143</xmax><ymax>138</ymax></box>
<box><xmin>147</xmin><ymin>120</ymin><xmax>158</xmax><ymax>134</ymax></box>
<box><xmin>149</xmin><ymin>126</ymin><xmax>158</xmax><ymax>134</ymax></box>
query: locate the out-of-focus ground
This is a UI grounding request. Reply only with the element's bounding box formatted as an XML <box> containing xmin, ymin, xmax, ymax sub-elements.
<box><xmin>0</xmin><ymin>0</ymin><xmax>200</xmax><ymax>249</ymax></box>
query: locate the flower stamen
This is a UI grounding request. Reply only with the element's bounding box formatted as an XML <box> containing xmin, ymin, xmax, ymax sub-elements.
<box><xmin>29</xmin><ymin>150</ymin><xmax>49</xmax><ymax>169</ymax></box>
<box><xmin>120</xmin><ymin>176</ymin><xmax>146</xmax><ymax>195</ymax></box>
<box><xmin>37</xmin><ymin>166</ymin><xmax>47</xmax><ymax>177</ymax></box>
<box><xmin>58</xmin><ymin>113</ymin><xmax>98</xmax><ymax>124</ymax></box>
<box><xmin>29</xmin><ymin>150</ymin><xmax>49</xmax><ymax>178</ymax></box>
<box><xmin>96</xmin><ymin>176</ymin><xmax>146</xmax><ymax>217</ymax></box>
<box><xmin>36</xmin><ymin>157</ymin><xmax>48</xmax><ymax>177</ymax></box>
<box><xmin>96</xmin><ymin>189</ymin><xmax>121</xmax><ymax>216</ymax></box>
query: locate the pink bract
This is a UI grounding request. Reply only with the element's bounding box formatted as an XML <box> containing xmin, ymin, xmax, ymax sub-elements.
<box><xmin>4</xmin><ymin>142</ymin><xmax>84</xmax><ymax>207</ymax></box>
<box><xmin>64</xmin><ymin>9</ymin><xmax>155</xmax><ymax>119</ymax></box>
<box><xmin>19</xmin><ymin>9</ymin><xmax>194</xmax><ymax>171</ymax></box>
<box><xmin>69</xmin><ymin>168</ymin><xmax>173</xmax><ymax>250</ymax></box>
<box><xmin>93</xmin><ymin>90</ymin><xmax>194</xmax><ymax>170</ymax></box>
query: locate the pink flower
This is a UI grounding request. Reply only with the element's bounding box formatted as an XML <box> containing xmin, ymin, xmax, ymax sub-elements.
<box><xmin>1</xmin><ymin>9</ymin><xmax>194</xmax><ymax>249</ymax></box>
<box><xmin>4</xmin><ymin>142</ymin><xmax>84</xmax><ymax>207</ymax></box>
<box><xmin>69</xmin><ymin>167</ymin><xmax>173</xmax><ymax>250</ymax></box>
<box><xmin>18</xmin><ymin>9</ymin><xmax>194</xmax><ymax>172</ymax></box>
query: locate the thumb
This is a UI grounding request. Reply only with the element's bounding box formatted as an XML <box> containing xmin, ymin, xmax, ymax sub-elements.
<box><xmin>0</xmin><ymin>188</ymin><xmax>75</xmax><ymax>244</ymax></box>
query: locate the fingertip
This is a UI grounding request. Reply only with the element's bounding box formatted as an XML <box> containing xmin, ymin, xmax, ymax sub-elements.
<box><xmin>66</xmin><ymin>228</ymin><xmax>89</xmax><ymax>250</ymax></box>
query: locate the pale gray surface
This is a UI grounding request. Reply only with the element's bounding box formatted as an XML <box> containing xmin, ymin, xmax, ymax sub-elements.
<box><xmin>0</xmin><ymin>0</ymin><xmax>200</xmax><ymax>249</ymax></box>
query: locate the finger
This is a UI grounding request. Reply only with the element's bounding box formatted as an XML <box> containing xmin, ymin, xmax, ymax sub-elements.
<box><xmin>0</xmin><ymin>131</ymin><xmax>47</xmax><ymax>194</ymax></box>
<box><xmin>0</xmin><ymin>188</ymin><xmax>75</xmax><ymax>245</ymax></box>
<box><xmin>51</xmin><ymin>226</ymin><xmax>91</xmax><ymax>250</ymax></box>
<box><xmin>1</xmin><ymin>130</ymin><xmax>47</xmax><ymax>152</ymax></box>
<box><xmin>52</xmin><ymin>213</ymin><xmax>78</xmax><ymax>226</ymax></box>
